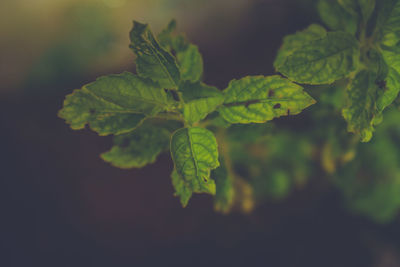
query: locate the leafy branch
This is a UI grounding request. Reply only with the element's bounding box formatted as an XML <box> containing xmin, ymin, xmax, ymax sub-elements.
<box><xmin>59</xmin><ymin>18</ymin><xmax>314</xmax><ymax>207</ymax></box>
<box><xmin>59</xmin><ymin>0</ymin><xmax>400</xmax><ymax>221</ymax></box>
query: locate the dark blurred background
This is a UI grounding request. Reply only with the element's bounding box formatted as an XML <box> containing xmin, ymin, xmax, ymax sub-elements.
<box><xmin>2</xmin><ymin>0</ymin><xmax>400</xmax><ymax>266</ymax></box>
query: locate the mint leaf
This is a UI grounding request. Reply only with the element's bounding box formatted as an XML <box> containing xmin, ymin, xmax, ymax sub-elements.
<box><xmin>180</xmin><ymin>81</ymin><xmax>224</xmax><ymax>124</ymax></box>
<box><xmin>59</xmin><ymin>72</ymin><xmax>172</xmax><ymax>136</ymax></box>
<box><xmin>317</xmin><ymin>0</ymin><xmax>357</xmax><ymax>34</ymax></box>
<box><xmin>101</xmin><ymin>123</ymin><xmax>170</xmax><ymax>169</ymax></box>
<box><xmin>378</xmin><ymin>67</ymin><xmax>400</xmax><ymax>111</ymax></box>
<box><xmin>177</xmin><ymin>44</ymin><xmax>203</xmax><ymax>82</ymax></box>
<box><xmin>212</xmin><ymin>158</ymin><xmax>235</xmax><ymax>213</ymax></box>
<box><xmin>358</xmin><ymin>0</ymin><xmax>376</xmax><ymax>22</ymax></box>
<box><xmin>157</xmin><ymin>19</ymin><xmax>177</xmax><ymax>49</ymax></box>
<box><xmin>276</xmin><ymin>32</ymin><xmax>359</xmax><ymax>84</ymax></box>
<box><xmin>338</xmin><ymin>0</ymin><xmax>375</xmax><ymax>21</ymax></box>
<box><xmin>158</xmin><ymin>20</ymin><xmax>203</xmax><ymax>82</ymax></box>
<box><xmin>170</xmin><ymin>127</ymin><xmax>219</xmax><ymax>203</ymax></box>
<box><xmin>379</xmin><ymin>48</ymin><xmax>400</xmax><ymax>112</ymax></box>
<box><xmin>338</xmin><ymin>0</ymin><xmax>359</xmax><ymax>16</ymax></box>
<box><xmin>342</xmin><ymin>70</ymin><xmax>379</xmax><ymax>142</ymax></box>
<box><xmin>274</xmin><ymin>24</ymin><xmax>327</xmax><ymax>69</ymax></box>
<box><xmin>218</xmin><ymin>76</ymin><xmax>315</xmax><ymax>124</ymax></box>
<box><xmin>376</xmin><ymin>0</ymin><xmax>400</xmax><ymax>46</ymax></box>
<box><xmin>129</xmin><ymin>21</ymin><xmax>180</xmax><ymax>89</ymax></box>
<box><xmin>171</xmin><ymin>169</ymin><xmax>193</xmax><ymax>207</ymax></box>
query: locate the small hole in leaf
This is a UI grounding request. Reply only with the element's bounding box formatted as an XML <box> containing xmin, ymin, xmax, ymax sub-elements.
<box><xmin>273</xmin><ymin>103</ymin><xmax>281</xmax><ymax>109</ymax></box>
<box><xmin>376</xmin><ymin>80</ymin><xmax>387</xmax><ymax>90</ymax></box>
<box><xmin>268</xmin><ymin>90</ymin><xmax>275</xmax><ymax>97</ymax></box>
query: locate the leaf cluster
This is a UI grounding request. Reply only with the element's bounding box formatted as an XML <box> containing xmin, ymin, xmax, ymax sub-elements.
<box><xmin>59</xmin><ymin>20</ymin><xmax>315</xmax><ymax>208</ymax></box>
<box><xmin>58</xmin><ymin>1</ymin><xmax>400</xmax><ymax>222</ymax></box>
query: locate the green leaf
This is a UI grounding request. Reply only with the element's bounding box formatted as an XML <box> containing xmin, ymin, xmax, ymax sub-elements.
<box><xmin>171</xmin><ymin>169</ymin><xmax>193</xmax><ymax>207</ymax></box>
<box><xmin>373</xmin><ymin>48</ymin><xmax>400</xmax><ymax>112</ymax></box>
<box><xmin>274</xmin><ymin>24</ymin><xmax>327</xmax><ymax>69</ymax></box>
<box><xmin>378</xmin><ymin>67</ymin><xmax>400</xmax><ymax>111</ymax></box>
<box><xmin>101</xmin><ymin>123</ymin><xmax>170</xmax><ymax>169</ymax></box>
<box><xmin>381</xmin><ymin>46</ymin><xmax>400</xmax><ymax>74</ymax></box>
<box><xmin>177</xmin><ymin>44</ymin><xmax>203</xmax><ymax>82</ymax></box>
<box><xmin>157</xmin><ymin>19</ymin><xmax>177</xmax><ymax>50</ymax></box>
<box><xmin>180</xmin><ymin>81</ymin><xmax>224</xmax><ymax>124</ymax></box>
<box><xmin>129</xmin><ymin>21</ymin><xmax>180</xmax><ymax>89</ymax></box>
<box><xmin>342</xmin><ymin>70</ymin><xmax>379</xmax><ymax>142</ymax></box>
<box><xmin>170</xmin><ymin>127</ymin><xmax>219</xmax><ymax>202</ymax></box>
<box><xmin>276</xmin><ymin>31</ymin><xmax>360</xmax><ymax>84</ymax></box>
<box><xmin>358</xmin><ymin>0</ymin><xmax>376</xmax><ymax>22</ymax></box>
<box><xmin>376</xmin><ymin>0</ymin><xmax>400</xmax><ymax>46</ymax></box>
<box><xmin>338</xmin><ymin>0</ymin><xmax>375</xmax><ymax>21</ymax></box>
<box><xmin>158</xmin><ymin>20</ymin><xmax>203</xmax><ymax>82</ymax></box>
<box><xmin>317</xmin><ymin>0</ymin><xmax>357</xmax><ymax>34</ymax></box>
<box><xmin>212</xmin><ymin>158</ymin><xmax>235</xmax><ymax>213</ymax></box>
<box><xmin>59</xmin><ymin>72</ymin><xmax>172</xmax><ymax>136</ymax></box>
<box><xmin>338</xmin><ymin>0</ymin><xmax>359</xmax><ymax>15</ymax></box>
<box><xmin>218</xmin><ymin>76</ymin><xmax>316</xmax><ymax>124</ymax></box>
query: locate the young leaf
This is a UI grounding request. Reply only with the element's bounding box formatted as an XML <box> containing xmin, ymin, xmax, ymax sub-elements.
<box><xmin>276</xmin><ymin>32</ymin><xmax>360</xmax><ymax>84</ymax></box>
<box><xmin>373</xmin><ymin>48</ymin><xmax>400</xmax><ymax>112</ymax></box>
<box><xmin>59</xmin><ymin>72</ymin><xmax>173</xmax><ymax>136</ymax></box>
<box><xmin>101</xmin><ymin>123</ymin><xmax>171</xmax><ymax>169</ymax></box>
<box><xmin>342</xmin><ymin>70</ymin><xmax>379</xmax><ymax>142</ymax></box>
<box><xmin>218</xmin><ymin>76</ymin><xmax>316</xmax><ymax>124</ymax></box>
<box><xmin>212</xmin><ymin>159</ymin><xmax>235</xmax><ymax>213</ymax></box>
<box><xmin>317</xmin><ymin>0</ymin><xmax>357</xmax><ymax>34</ymax></box>
<box><xmin>338</xmin><ymin>0</ymin><xmax>375</xmax><ymax>22</ymax></box>
<box><xmin>180</xmin><ymin>81</ymin><xmax>224</xmax><ymax>124</ymax></box>
<box><xmin>170</xmin><ymin>127</ymin><xmax>219</xmax><ymax>202</ymax></box>
<box><xmin>158</xmin><ymin>20</ymin><xmax>203</xmax><ymax>82</ymax></box>
<box><xmin>376</xmin><ymin>0</ymin><xmax>400</xmax><ymax>46</ymax></box>
<box><xmin>377</xmin><ymin>67</ymin><xmax>400</xmax><ymax>112</ymax></box>
<box><xmin>171</xmin><ymin>169</ymin><xmax>193</xmax><ymax>207</ymax></box>
<box><xmin>129</xmin><ymin>21</ymin><xmax>181</xmax><ymax>89</ymax></box>
<box><xmin>358</xmin><ymin>0</ymin><xmax>376</xmax><ymax>22</ymax></box>
<box><xmin>274</xmin><ymin>24</ymin><xmax>327</xmax><ymax>69</ymax></box>
<box><xmin>177</xmin><ymin>44</ymin><xmax>203</xmax><ymax>82</ymax></box>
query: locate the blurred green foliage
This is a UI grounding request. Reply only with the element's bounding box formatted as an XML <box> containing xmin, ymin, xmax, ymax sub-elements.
<box><xmin>25</xmin><ymin>3</ymin><xmax>115</xmax><ymax>89</ymax></box>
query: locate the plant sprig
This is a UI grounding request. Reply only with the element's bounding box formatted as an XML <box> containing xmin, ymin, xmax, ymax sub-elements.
<box><xmin>59</xmin><ymin>19</ymin><xmax>315</xmax><ymax>207</ymax></box>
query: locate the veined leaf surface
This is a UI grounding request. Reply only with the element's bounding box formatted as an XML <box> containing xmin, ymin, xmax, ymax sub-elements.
<box><xmin>59</xmin><ymin>72</ymin><xmax>172</xmax><ymax>135</ymax></box>
<box><xmin>170</xmin><ymin>127</ymin><xmax>219</xmax><ymax>202</ymax></box>
<box><xmin>158</xmin><ymin>20</ymin><xmax>203</xmax><ymax>82</ymax></box>
<box><xmin>277</xmin><ymin>32</ymin><xmax>359</xmax><ymax>84</ymax></box>
<box><xmin>274</xmin><ymin>24</ymin><xmax>327</xmax><ymax>69</ymax></box>
<box><xmin>342</xmin><ymin>70</ymin><xmax>379</xmax><ymax>142</ymax></box>
<box><xmin>129</xmin><ymin>21</ymin><xmax>180</xmax><ymax>89</ymax></box>
<box><xmin>317</xmin><ymin>0</ymin><xmax>357</xmax><ymax>34</ymax></box>
<box><xmin>218</xmin><ymin>76</ymin><xmax>315</xmax><ymax>124</ymax></box>
<box><xmin>180</xmin><ymin>81</ymin><xmax>224</xmax><ymax>124</ymax></box>
<box><xmin>101</xmin><ymin>123</ymin><xmax>170</xmax><ymax>168</ymax></box>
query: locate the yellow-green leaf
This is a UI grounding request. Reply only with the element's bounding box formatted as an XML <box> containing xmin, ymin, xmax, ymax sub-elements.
<box><xmin>218</xmin><ymin>76</ymin><xmax>316</xmax><ymax>124</ymax></box>
<box><xmin>317</xmin><ymin>0</ymin><xmax>357</xmax><ymax>34</ymax></box>
<box><xmin>277</xmin><ymin>31</ymin><xmax>359</xmax><ymax>84</ymax></box>
<box><xmin>59</xmin><ymin>72</ymin><xmax>172</xmax><ymax>136</ymax></box>
<box><xmin>274</xmin><ymin>24</ymin><xmax>327</xmax><ymax>69</ymax></box>
<box><xmin>158</xmin><ymin>20</ymin><xmax>203</xmax><ymax>82</ymax></box>
<box><xmin>129</xmin><ymin>21</ymin><xmax>180</xmax><ymax>89</ymax></box>
<box><xmin>170</xmin><ymin>127</ymin><xmax>219</xmax><ymax>205</ymax></box>
<box><xmin>180</xmin><ymin>81</ymin><xmax>224</xmax><ymax>124</ymax></box>
<box><xmin>342</xmin><ymin>70</ymin><xmax>379</xmax><ymax>142</ymax></box>
<box><xmin>101</xmin><ymin>123</ymin><xmax>170</xmax><ymax>169</ymax></box>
